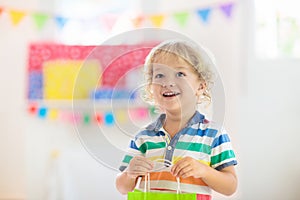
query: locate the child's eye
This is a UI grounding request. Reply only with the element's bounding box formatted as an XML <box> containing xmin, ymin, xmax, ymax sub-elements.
<box><xmin>176</xmin><ymin>72</ymin><xmax>186</xmax><ymax>77</ymax></box>
<box><xmin>154</xmin><ymin>74</ymin><xmax>164</xmax><ymax>79</ymax></box>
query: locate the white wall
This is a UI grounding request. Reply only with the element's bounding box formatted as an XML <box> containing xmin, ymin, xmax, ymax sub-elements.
<box><xmin>0</xmin><ymin>0</ymin><xmax>53</xmax><ymax>199</ymax></box>
<box><xmin>239</xmin><ymin>61</ymin><xmax>300</xmax><ymax>199</ymax></box>
<box><xmin>0</xmin><ymin>0</ymin><xmax>57</xmax><ymax>199</ymax></box>
<box><xmin>237</xmin><ymin>1</ymin><xmax>300</xmax><ymax>199</ymax></box>
<box><xmin>1</xmin><ymin>0</ymin><xmax>299</xmax><ymax>199</ymax></box>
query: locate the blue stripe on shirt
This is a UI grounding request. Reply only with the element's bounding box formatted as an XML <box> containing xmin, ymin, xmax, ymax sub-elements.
<box><xmin>211</xmin><ymin>134</ymin><xmax>230</xmax><ymax>148</ymax></box>
<box><xmin>136</xmin><ymin>129</ymin><xmax>165</xmax><ymax>137</ymax></box>
<box><xmin>182</xmin><ymin>127</ymin><xmax>217</xmax><ymax>138</ymax></box>
<box><xmin>215</xmin><ymin>160</ymin><xmax>237</xmax><ymax>171</ymax></box>
<box><xmin>130</xmin><ymin>140</ymin><xmax>139</xmax><ymax>150</ymax></box>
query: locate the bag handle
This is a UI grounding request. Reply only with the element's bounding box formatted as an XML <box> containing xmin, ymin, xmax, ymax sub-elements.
<box><xmin>144</xmin><ymin>173</ymin><xmax>150</xmax><ymax>192</ymax></box>
<box><xmin>176</xmin><ymin>177</ymin><xmax>181</xmax><ymax>194</ymax></box>
<box><xmin>135</xmin><ymin>159</ymin><xmax>182</xmax><ymax>194</ymax></box>
<box><xmin>141</xmin><ymin>173</ymin><xmax>182</xmax><ymax>194</ymax></box>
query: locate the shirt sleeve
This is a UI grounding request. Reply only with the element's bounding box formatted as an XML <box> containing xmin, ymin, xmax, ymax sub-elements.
<box><xmin>118</xmin><ymin>137</ymin><xmax>143</xmax><ymax>172</ymax></box>
<box><xmin>210</xmin><ymin>128</ymin><xmax>237</xmax><ymax>171</ymax></box>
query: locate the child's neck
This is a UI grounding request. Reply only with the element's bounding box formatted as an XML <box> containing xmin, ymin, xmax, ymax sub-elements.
<box><xmin>163</xmin><ymin>109</ymin><xmax>196</xmax><ymax>138</ymax></box>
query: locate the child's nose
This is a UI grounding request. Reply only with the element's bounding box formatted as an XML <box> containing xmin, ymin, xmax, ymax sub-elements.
<box><xmin>162</xmin><ymin>79</ymin><xmax>176</xmax><ymax>87</ymax></box>
<box><xmin>162</xmin><ymin>83</ymin><xmax>176</xmax><ymax>87</ymax></box>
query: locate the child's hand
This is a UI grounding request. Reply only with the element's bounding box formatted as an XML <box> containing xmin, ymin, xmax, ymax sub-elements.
<box><xmin>126</xmin><ymin>156</ymin><xmax>154</xmax><ymax>179</ymax></box>
<box><xmin>171</xmin><ymin>156</ymin><xmax>209</xmax><ymax>179</ymax></box>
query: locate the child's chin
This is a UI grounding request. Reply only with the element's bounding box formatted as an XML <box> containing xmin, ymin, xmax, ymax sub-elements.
<box><xmin>163</xmin><ymin>105</ymin><xmax>182</xmax><ymax>112</ymax></box>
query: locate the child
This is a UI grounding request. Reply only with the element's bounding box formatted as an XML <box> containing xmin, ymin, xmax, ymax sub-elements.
<box><xmin>115</xmin><ymin>40</ymin><xmax>237</xmax><ymax>199</ymax></box>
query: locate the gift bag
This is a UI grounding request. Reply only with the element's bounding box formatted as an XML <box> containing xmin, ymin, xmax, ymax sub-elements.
<box><xmin>127</xmin><ymin>173</ymin><xmax>197</xmax><ymax>200</ymax></box>
<box><xmin>128</xmin><ymin>189</ymin><xmax>197</xmax><ymax>200</ymax></box>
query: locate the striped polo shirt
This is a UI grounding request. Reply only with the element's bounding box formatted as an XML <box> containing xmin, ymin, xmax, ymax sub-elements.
<box><xmin>119</xmin><ymin>111</ymin><xmax>237</xmax><ymax>196</ymax></box>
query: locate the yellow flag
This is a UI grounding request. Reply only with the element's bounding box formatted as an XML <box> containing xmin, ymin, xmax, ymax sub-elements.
<box><xmin>9</xmin><ymin>10</ymin><xmax>26</xmax><ymax>26</ymax></box>
<box><xmin>149</xmin><ymin>14</ymin><xmax>165</xmax><ymax>27</ymax></box>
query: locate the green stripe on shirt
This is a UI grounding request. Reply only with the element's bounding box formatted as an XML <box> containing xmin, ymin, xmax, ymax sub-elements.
<box><xmin>176</xmin><ymin>141</ymin><xmax>211</xmax><ymax>154</ymax></box>
<box><xmin>211</xmin><ymin>150</ymin><xmax>236</xmax><ymax>165</ymax></box>
<box><xmin>139</xmin><ymin>142</ymin><xmax>166</xmax><ymax>153</ymax></box>
<box><xmin>122</xmin><ymin>155</ymin><xmax>133</xmax><ymax>164</ymax></box>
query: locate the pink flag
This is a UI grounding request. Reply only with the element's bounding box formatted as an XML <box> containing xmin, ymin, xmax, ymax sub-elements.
<box><xmin>101</xmin><ymin>14</ymin><xmax>118</xmax><ymax>31</ymax></box>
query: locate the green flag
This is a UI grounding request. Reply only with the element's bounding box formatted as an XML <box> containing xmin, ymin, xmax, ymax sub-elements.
<box><xmin>173</xmin><ymin>11</ymin><xmax>189</xmax><ymax>27</ymax></box>
<box><xmin>32</xmin><ymin>13</ymin><xmax>49</xmax><ymax>30</ymax></box>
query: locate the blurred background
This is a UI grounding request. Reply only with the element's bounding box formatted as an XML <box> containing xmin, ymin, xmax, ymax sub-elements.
<box><xmin>0</xmin><ymin>0</ymin><xmax>300</xmax><ymax>199</ymax></box>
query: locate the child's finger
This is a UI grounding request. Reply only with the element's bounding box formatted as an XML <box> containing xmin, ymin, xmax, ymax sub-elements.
<box><xmin>172</xmin><ymin>160</ymin><xmax>190</xmax><ymax>177</ymax></box>
<box><xmin>171</xmin><ymin>158</ymin><xmax>185</xmax><ymax>174</ymax></box>
<box><xmin>177</xmin><ymin>166</ymin><xmax>193</xmax><ymax>178</ymax></box>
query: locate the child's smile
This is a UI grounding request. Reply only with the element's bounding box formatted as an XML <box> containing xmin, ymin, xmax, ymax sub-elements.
<box><xmin>162</xmin><ymin>90</ymin><xmax>180</xmax><ymax>98</ymax></box>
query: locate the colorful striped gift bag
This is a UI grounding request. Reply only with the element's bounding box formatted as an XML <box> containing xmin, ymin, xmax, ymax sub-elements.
<box><xmin>127</xmin><ymin>173</ymin><xmax>211</xmax><ymax>200</ymax></box>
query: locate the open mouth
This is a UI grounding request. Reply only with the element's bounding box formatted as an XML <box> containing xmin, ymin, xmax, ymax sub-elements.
<box><xmin>162</xmin><ymin>91</ymin><xmax>180</xmax><ymax>97</ymax></box>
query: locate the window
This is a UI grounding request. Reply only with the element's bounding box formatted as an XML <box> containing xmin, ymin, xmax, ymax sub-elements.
<box><xmin>255</xmin><ymin>0</ymin><xmax>300</xmax><ymax>59</ymax></box>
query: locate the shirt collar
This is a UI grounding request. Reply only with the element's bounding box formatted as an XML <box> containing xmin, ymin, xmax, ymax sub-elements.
<box><xmin>145</xmin><ymin>111</ymin><xmax>205</xmax><ymax>132</ymax></box>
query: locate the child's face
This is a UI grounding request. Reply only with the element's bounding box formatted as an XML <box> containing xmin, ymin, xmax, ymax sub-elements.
<box><xmin>150</xmin><ymin>54</ymin><xmax>204</xmax><ymax>113</ymax></box>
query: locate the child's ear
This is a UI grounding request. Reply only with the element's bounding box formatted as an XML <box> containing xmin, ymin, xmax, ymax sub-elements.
<box><xmin>196</xmin><ymin>82</ymin><xmax>206</xmax><ymax>96</ymax></box>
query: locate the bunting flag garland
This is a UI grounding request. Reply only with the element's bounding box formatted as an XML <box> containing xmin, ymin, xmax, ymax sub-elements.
<box><xmin>32</xmin><ymin>13</ymin><xmax>49</xmax><ymax>30</ymax></box>
<box><xmin>54</xmin><ymin>16</ymin><xmax>68</xmax><ymax>29</ymax></box>
<box><xmin>14</xmin><ymin>2</ymin><xmax>238</xmax><ymax>126</ymax></box>
<box><xmin>149</xmin><ymin>14</ymin><xmax>165</xmax><ymax>28</ymax></box>
<box><xmin>219</xmin><ymin>2</ymin><xmax>235</xmax><ymax>18</ymax></box>
<box><xmin>1</xmin><ymin>2</ymin><xmax>236</xmax><ymax>30</ymax></box>
<box><xmin>131</xmin><ymin>15</ymin><xmax>144</xmax><ymax>28</ymax></box>
<box><xmin>9</xmin><ymin>10</ymin><xmax>26</xmax><ymax>26</ymax></box>
<box><xmin>101</xmin><ymin>14</ymin><xmax>119</xmax><ymax>31</ymax></box>
<box><xmin>173</xmin><ymin>12</ymin><xmax>189</xmax><ymax>27</ymax></box>
<box><xmin>196</xmin><ymin>8</ymin><xmax>212</xmax><ymax>23</ymax></box>
<box><xmin>0</xmin><ymin>7</ymin><xmax>3</xmax><ymax>16</ymax></box>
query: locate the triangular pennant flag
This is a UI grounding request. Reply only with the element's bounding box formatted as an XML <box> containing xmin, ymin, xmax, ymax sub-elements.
<box><xmin>150</xmin><ymin>14</ymin><xmax>165</xmax><ymax>27</ymax></box>
<box><xmin>55</xmin><ymin>16</ymin><xmax>68</xmax><ymax>29</ymax></box>
<box><xmin>101</xmin><ymin>14</ymin><xmax>118</xmax><ymax>31</ymax></box>
<box><xmin>0</xmin><ymin>7</ymin><xmax>4</xmax><ymax>16</ymax></box>
<box><xmin>32</xmin><ymin>13</ymin><xmax>49</xmax><ymax>30</ymax></box>
<box><xmin>131</xmin><ymin>15</ymin><xmax>145</xmax><ymax>28</ymax></box>
<box><xmin>9</xmin><ymin>9</ymin><xmax>26</xmax><ymax>26</ymax></box>
<box><xmin>196</xmin><ymin>8</ymin><xmax>211</xmax><ymax>23</ymax></box>
<box><xmin>219</xmin><ymin>2</ymin><xmax>235</xmax><ymax>18</ymax></box>
<box><xmin>173</xmin><ymin>11</ymin><xmax>189</xmax><ymax>27</ymax></box>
